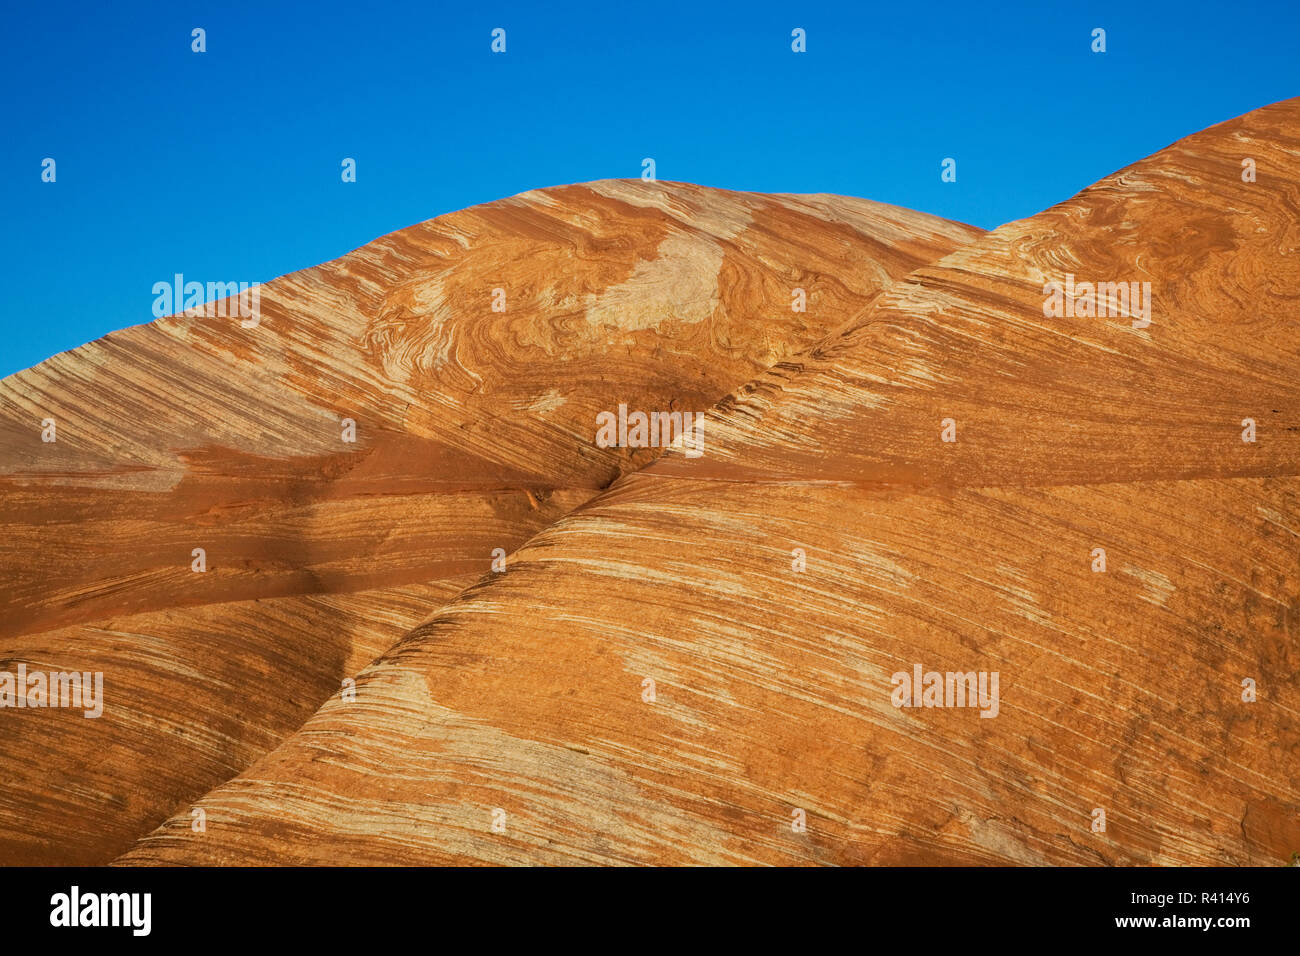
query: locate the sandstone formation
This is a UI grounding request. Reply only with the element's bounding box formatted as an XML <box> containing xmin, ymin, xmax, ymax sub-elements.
<box><xmin>112</xmin><ymin>99</ymin><xmax>1299</xmax><ymax>866</ymax></box>
<box><xmin>0</xmin><ymin>182</ymin><xmax>980</xmax><ymax>864</ymax></box>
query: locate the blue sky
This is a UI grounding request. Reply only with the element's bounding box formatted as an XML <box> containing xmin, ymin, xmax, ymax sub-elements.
<box><xmin>1</xmin><ymin>0</ymin><xmax>1296</xmax><ymax>378</ymax></box>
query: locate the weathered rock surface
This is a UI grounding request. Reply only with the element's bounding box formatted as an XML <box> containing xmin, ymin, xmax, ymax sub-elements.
<box><xmin>114</xmin><ymin>100</ymin><xmax>1298</xmax><ymax>866</ymax></box>
<box><xmin>0</xmin><ymin>182</ymin><xmax>979</xmax><ymax>864</ymax></box>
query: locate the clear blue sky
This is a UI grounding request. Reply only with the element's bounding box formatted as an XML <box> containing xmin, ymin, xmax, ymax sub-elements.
<box><xmin>1</xmin><ymin>0</ymin><xmax>1296</xmax><ymax>378</ymax></box>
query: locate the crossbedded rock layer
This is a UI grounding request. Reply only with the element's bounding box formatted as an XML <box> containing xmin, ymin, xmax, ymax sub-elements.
<box><xmin>0</xmin><ymin>183</ymin><xmax>979</xmax><ymax>636</ymax></box>
<box><xmin>115</xmin><ymin>100</ymin><xmax>1299</xmax><ymax>866</ymax></box>
<box><xmin>0</xmin><ymin>183</ymin><xmax>980</xmax><ymax>864</ymax></box>
<box><xmin>4</xmin><ymin>578</ymin><xmax>476</xmax><ymax>865</ymax></box>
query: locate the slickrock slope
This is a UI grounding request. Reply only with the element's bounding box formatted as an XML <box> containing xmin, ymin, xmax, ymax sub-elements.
<box><xmin>0</xmin><ymin>182</ymin><xmax>981</xmax><ymax>865</ymax></box>
<box><xmin>117</xmin><ymin>99</ymin><xmax>1299</xmax><ymax>866</ymax></box>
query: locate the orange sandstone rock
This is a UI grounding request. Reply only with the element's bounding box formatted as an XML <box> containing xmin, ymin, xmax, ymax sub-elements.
<box><xmin>113</xmin><ymin>99</ymin><xmax>1298</xmax><ymax>867</ymax></box>
<box><xmin>0</xmin><ymin>182</ymin><xmax>977</xmax><ymax>865</ymax></box>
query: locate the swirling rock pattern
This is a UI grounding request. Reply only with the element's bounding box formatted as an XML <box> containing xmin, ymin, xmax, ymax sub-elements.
<box><xmin>113</xmin><ymin>99</ymin><xmax>1298</xmax><ymax>867</ymax></box>
<box><xmin>0</xmin><ymin>182</ymin><xmax>978</xmax><ymax>864</ymax></box>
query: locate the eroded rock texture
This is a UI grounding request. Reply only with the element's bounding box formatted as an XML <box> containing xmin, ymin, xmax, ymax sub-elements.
<box><xmin>0</xmin><ymin>182</ymin><xmax>979</xmax><ymax>864</ymax></box>
<box><xmin>111</xmin><ymin>99</ymin><xmax>1299</xmax><ymax>867</ymax></box>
